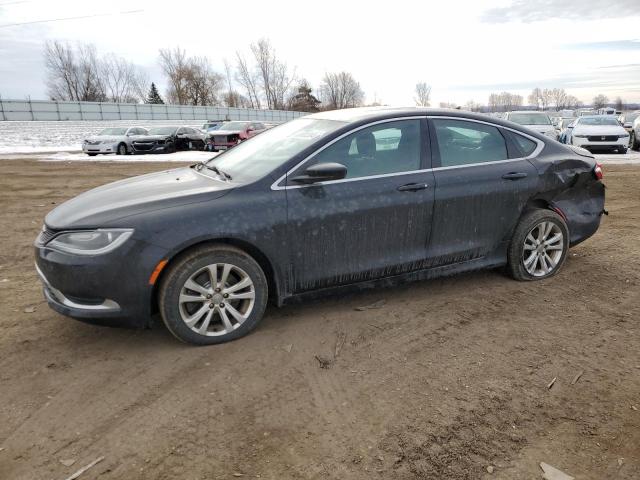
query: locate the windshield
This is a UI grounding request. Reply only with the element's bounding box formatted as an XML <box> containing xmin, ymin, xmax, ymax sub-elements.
<box><xmin>98</xmin><ymin>128</ymin><xmax>128</xmax><ymax>135</ymax></box>
<box><xmin>578</xmin><ymin>116</ymin><xmax>620</xmax><ymax>126</ymax></box>
<box><xmin>205</xmin><ymin>118</ymin><xmax>346</xmax><ymax>182</ymax></box>
<box><xmin>508</xmin><ymin>113</ymin><xmax>551</xmax><ymax>125</ymax></box>
<box><xmin>148</xmin><ymin>127</ymin><xmax>178</xmax><ymax>135</ymax></box>
<box><xmin>219</xmin><ymin>121</ymin><xmax>250</xmax><ymax>131</ymax></box>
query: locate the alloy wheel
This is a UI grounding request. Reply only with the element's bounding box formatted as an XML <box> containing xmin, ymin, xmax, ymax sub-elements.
<box><xmin>522</xmin><ymin>221</ymin><xmax>564</xmax><ymax>277</ymax></box>
<box><xmin>178</xmin><ymin>263</ymin><xmax>255</xmax><ymax>336</ymax></box>
<box><xmin>118</xmin><ymin>144</ymin><xmax>127</xmax><ymax>155</ymax></box>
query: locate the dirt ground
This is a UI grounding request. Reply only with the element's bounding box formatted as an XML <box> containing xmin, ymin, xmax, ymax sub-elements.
<box><xmin>0</xmin><ymin>159</ymin><xmax>638</xmax><ymax>480</ymax></box>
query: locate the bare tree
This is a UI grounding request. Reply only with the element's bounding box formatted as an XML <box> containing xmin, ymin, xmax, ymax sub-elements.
<box><xmin>614</xmin><ymin>96</ymin><xmax>624</xmax><ymax>111</ymax></box>
<box><xmin>222</xmin><ymin>59</ymin><xmax>243</xmax><ymax>107</ymax></box>
<box><xmin>593</xmin><ymin>94</ymin><xmax>609</xmax><ymax>109</ymax></box>
<box><xmin>549</xmin><ymin>88</ymin><xmax>568</xmax><ymax>111</ymax></box>
<box><xmin>159</xmin><ymin>47</ymin><xmax>190</xmax><ymax>104</ymax></box>
<box><xmin>414</xmin><ymin>82</ymin><xmax>431</xmax><ymax>107</ymax></box>
<box><xmin>488</xmin><ymin>91</ymin><xmax>523</xmax><ymax>112</ymax></box>
<box><xmin>565</xmin><ymin>95</ymin><xmax>581</xmax><ymax>109</ymax></box>
<box><xmin>44</xmin><ymin>40</ymin><xmax>106</xmax><ymax>101</ymax></box>
<box><xmin>248</xmin><ymin>38</ymin><xmax>295</xmax><ymax>110</ymax></box>
<box><xmin>464</xmin><ymin>100</ymin><xmax>482</xmax><ymax>112</ymax></box>
<box><xmin>101</xmin><ymin>53</ymin><xmax>148</xmax><ymax>103</ymax></box>
<box><xmin>235</xmin><ymin>52</ymin><xmax>261</xmax><ymax>109</ymax></box>
<box><xmin>319</xmin><ymin>71</ymin><xmax>364</xmax><ymax>109</ymax></box>
<box><xmin>183</xmin><ymin>56</ymin><xmax>224</xmax><ymax>105</ymax></box>
<box><xmin>439</xmin><ymin>101</ymin><xmax>458</xmax><ymax>109</ymax></box>
<box><xmin>528</xmin><ymin>88</ymin><xmax>543</xmax><ymax>110</ymax></box>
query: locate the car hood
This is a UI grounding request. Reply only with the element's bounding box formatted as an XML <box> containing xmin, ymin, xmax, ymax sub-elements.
<box><xmin>210</xmin><ymin>129</ymin><xmax>244</xmax><ymax>135</ymax></box>
<box><xmin>573</xmin><ymin>125</ymin><xmax>626</xmax><ymax>135</ymax></box>
<box><xmin>521</xmin><ymin>124</ymin><xmax>555</xmax><ymax>134</ymax></box>
<box><xmin>45</xmin><ymin>167</ymin><xmax>234</xmax><ymax>229</ymax></box>
<box><xmin>129</xmin><ymin>134</ymin><xmax>171</xmax><ymax>141</ymax></box>
<box><xmin>85</xmin><ymin>135</ymin><xmax>124</xmax><ymax>142</ymax></box>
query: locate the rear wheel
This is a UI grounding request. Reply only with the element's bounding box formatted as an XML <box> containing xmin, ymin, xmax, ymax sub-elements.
<box><xmin>159</xmin><ymin>245</ymin><xmax>268</xmax><ymax>345</ymax></box>
<box><xmin>508</xmin><ymin>209</ymin><xmax>569</xmax><ymax>281</ymax></box>
<box><xmin>631</xmin><ymin>132</ymin><xmax>639</xmax><ymax>151</ymax></box>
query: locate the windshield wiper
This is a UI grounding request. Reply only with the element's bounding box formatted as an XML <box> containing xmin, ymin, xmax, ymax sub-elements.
<box><xmin>196</xmin><ymin>162</ymin><xmax>232</xmax><ymax>180</ymax></box>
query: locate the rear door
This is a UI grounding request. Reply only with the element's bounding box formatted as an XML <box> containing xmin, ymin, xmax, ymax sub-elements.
<box><xmin>427</xmin><ymin>117</ymin><xmax>541</xmax><ymax>265</ymax></box>
<box><xmin>283</xmin><ymin>118</ymin><xmax>435</xmax><ymax>292</ymax></box>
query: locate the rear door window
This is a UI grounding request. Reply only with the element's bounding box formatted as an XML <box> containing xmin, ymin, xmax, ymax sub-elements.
<box><xmin>432</xmin><ymin>119</ymin><xmax>508</xmax><ymax>167</ymax></box>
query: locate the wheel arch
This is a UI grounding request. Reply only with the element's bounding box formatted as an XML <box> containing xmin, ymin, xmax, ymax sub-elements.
<box><xmin>150</xmin><ymin>237</ymin><xmax>282</xmax><ymax>315</ymax></box>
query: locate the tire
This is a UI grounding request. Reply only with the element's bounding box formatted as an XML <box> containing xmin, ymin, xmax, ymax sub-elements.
<box><xmin>618</xmin><ymin>146</ymin><xmax>628</xmax><ymax>154</ymax></box>
<box><xmin>116</xmin><ymin>143</ymin><xmax>127</xmax><ymax>155</ymax></box>
<box><xmin>507</xmin><ymin>209</ymin><xmax>569</xmax><ymax>281</ymax></box>
<box><xmin>631</xmin><ymin>132</ymin><xmax>639</xmax><ymax>151</ymax></box>
<box><xmin>158</xmin><ymin>244</ymin><xmax>268</xmax><ymax>345</ymax></box>
<box><xmin>165</xmin><ymin>141</ymin><xmax>176</xmax><ymax>154</ymax></box>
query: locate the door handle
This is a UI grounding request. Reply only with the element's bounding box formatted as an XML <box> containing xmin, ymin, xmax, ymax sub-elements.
<box><xmin>397</xmin><ymin>183</ymin><xmax>428</xmax><ymax>192</ymax></box>
<box><xmin>502</xmin><ymin>172</ymin><xmax>528</xmax><ymax>180</ymax></box>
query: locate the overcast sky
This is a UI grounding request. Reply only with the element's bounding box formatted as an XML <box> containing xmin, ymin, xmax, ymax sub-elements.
<box><xmin>0</xmin><ymin>0</ymin><xmax>638</xmax><ymax>106</ymax></box>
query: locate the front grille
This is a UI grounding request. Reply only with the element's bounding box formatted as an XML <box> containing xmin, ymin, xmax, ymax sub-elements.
<box><xmin>36</xmin><ymin>226</ymin><xmax>58</xmax><ymax>245</ymax></box>
<box><xmin>133</xmin><ymin>142</ymin><xmax>154</xmax><ymax>151</ymax></box>
<box><xmin>86</xmin><ymin>140</ymin><xmax>101</xmax><ymax>145</ymax></box>
<box><xmin>587</xmin><ymin>135</ymin><xmax>617</xmax><ymax>142</ymax></box>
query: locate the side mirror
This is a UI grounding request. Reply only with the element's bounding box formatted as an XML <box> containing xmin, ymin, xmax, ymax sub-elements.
<box><xmin>291</xmin><ymin>162</ymin><xmax>347</xmax><ymax>184</ymax></box>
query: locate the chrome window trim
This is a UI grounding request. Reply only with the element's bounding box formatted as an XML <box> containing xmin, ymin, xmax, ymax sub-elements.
<box><xmin>270</xmin><ymin>116</ymin><xmax>426</xmax><ymax>191</ymax></box>
<box><xmin>270</xmin><ymin>115</ymin><xmax>545</xmax><ymax>190</ymax></box>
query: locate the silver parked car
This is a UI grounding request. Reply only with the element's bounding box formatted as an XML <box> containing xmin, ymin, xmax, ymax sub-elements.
<box><xmin>82</xmin><ymin>126</ymin><xmax>149</xmax><ymax>156</ymax></box>
<box><xmin>504</xmin><ymin>111</ymin><xmax>559</xmax><ymax>141</ymax></box>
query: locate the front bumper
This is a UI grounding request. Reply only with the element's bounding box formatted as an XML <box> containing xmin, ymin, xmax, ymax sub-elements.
<box><xmin>132</xmin><ymin>141</ymin><xmax>169</xmax><ymax>154</ymax></box>
<box><xmin>34</xmin><ymin>238</ymin><xmax>163</xmax><ymax>328</ymax></box>
<box><xmin>572</xmin><ymin>136</ymin><xmax>628</xmax><ymax>150</ymax></box>
<box><xmin>82</xmin><ymin>142</ymin><xmax>117</xmax><ymax>154</ymax></box>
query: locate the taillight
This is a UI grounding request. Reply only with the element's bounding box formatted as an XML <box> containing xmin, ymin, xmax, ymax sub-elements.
<box><xmin>594</xmin><ymin>162</ymin><xmax>603</xmax><ymax>180</ymax></box>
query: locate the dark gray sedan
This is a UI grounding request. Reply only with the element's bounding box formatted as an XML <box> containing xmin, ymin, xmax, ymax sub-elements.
<box><xmin>35</xmin><ymin>107</ymin><xmax>605</xmax><ymax>345</ymax></box>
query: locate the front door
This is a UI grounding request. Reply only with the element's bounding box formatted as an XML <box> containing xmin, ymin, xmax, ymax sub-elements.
<box><xmin>427</xmin><ymin>118</ymin><xmax>540</xmax><ymax>264</ymax></box>
<box><xmin>284</xmin><ymin>118</ymin><xmax>435</xmax><ymax>293</ymax></box>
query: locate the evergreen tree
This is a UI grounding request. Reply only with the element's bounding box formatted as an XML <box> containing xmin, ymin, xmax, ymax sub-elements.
<box><xmin>146</xmin><ymin>83</ymin><xmax>164</xmax><ymax>104</ymax></box>
<box><xmin>289</xmin><ymin>80</ymin><xmax>320</xmax><ymax>112</ymax></box>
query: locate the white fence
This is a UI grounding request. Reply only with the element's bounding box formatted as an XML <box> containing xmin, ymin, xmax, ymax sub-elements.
<box><xmin>0</xmin><ymin>99</ymin><xmax>306</xmax><ymax>122</ymax></box>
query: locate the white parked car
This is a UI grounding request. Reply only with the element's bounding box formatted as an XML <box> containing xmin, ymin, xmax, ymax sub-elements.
<box><xmin>569</xmin><ymin>116</ymin><xmax>629</xmax><ymax>154</ymax></box>
<box><xmin>504</xmin><ymin>111</ymin><xmax>559</xmax><ymax>140</ymax></box>
<box><xmin>630</xmin><ymin>116</ymin><xmax>640</xmax><ymax>151</ymax></box>
<box><xmin>82</xmin><ymin>126</ymin><xmax>149</xmax><ymax>156</ymax></box>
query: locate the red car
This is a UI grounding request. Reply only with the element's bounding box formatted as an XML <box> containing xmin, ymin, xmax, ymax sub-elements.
<box><xmin>207</xmin><ymin>121</ymin><xmax>267</xmax><ymax>151</ymax></box>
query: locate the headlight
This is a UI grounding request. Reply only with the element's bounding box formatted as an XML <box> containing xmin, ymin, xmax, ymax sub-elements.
<box><xmin>47</xmin><ymin>229</ymin><xmax>133</xmax><ymax>255</ymax></box>
<box><xmin>619</xmin><ymin>134</ymin><xmax>629</xmax><ymax>138</ymax></box>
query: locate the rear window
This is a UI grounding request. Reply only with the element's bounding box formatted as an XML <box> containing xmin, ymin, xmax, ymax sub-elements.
<box><xmin>511</xmin><ymin>133</ymin><xmax>537</xmax><ymax>156</ymax></box>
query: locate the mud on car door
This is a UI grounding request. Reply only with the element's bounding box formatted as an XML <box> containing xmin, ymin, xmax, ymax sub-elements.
<box><xmin>284</xmin><ymin>118</ymin><xmax>435</xmax><ymax>292</ymax></box>
<box><xmin>427</xmin><ymin>117</ymin><xmax>540</xmax><ymax>265</ymax></box>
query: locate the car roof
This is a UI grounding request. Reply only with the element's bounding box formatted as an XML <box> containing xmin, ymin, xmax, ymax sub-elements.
<box><xmin>305</xmin><ymin>106</ymin><xmax>549</xmax><ymax>138</ymax></box>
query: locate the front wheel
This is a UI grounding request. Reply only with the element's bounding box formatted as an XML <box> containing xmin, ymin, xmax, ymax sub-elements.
<box><xmin>618</xmin><ymin>146</ymin><xmax>628</xmax><ymax>154</ymax></box>
<box><xmin>508</xmin><ymin>209</ymin><xmax>569</xmax><ymax>281</ymax></box>
<box><xmin>630</xmin><ymin>132</ymin><xmax>639</xmax><ymax>151</ymax></box>
<box><xmin>158</xmin><ymin>245</ymin><xmax>268</xmax><ymax>345</ymax></box>
<box><xmin>116</xmin><ymin>143</ymin><xmax>127</xmax><ymax>155</ymax></box>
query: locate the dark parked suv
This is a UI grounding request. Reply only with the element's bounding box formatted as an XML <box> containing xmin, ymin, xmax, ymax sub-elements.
<box><xmin>35</xmin><ymin>107</ymin><xmax>605</xmax><ymax>345</ymax></box>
